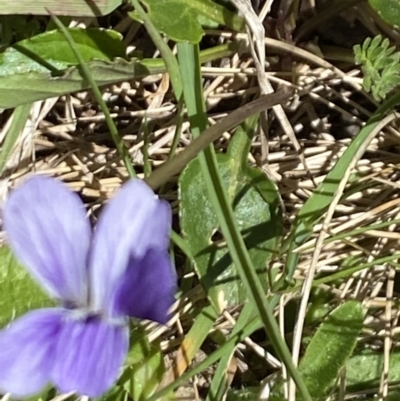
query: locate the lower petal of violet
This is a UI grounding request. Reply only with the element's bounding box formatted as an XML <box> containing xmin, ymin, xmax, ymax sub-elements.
<box><xmin>112</xmin><ymin>248</ymin><xmax>176</xmax><ymax>324</ymax></box>
<box><xmin>0</xmin><ymin>308</ymin><xmax>65</xmax><ymax>398</ymax></box>
<box><xmin>52</xmin><ymin>314</ymin><xmax>129</xmax><ymax>397</ymax></box>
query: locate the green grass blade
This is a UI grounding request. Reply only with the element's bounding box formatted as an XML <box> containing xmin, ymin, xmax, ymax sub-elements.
<box><xmin>145</xmin><ymin>89</ymin><xmax>291</xmax><ymax>189</ymax></box>
<box><xmin>177</xmin><ymin>41</ymin><xmax>312</xmax><ymax>401</ymax></box>
<box><xmin>206</xmin><ymin>303</ymin><xmax>256</xmax><ymax>401</ymax></box>
<box><xmin>49</xmin><ymin>13</ymin><xmax>136</xmax><ymax>178</ymax></box>
<box><xmin>0</xmin><ymin>104</ymin><xmax>31</xmax><ymax>174</ymax></box>
<box><xmin>130</xmin><ymin>0</ymin><xmax>183</xmax><ymax>98</ymax></box>
<box><xmin>279</xmin><ymin>90</ymin><xmax>400</xmax><ymax>288</ymax></box>
<box><xmin>148</xmin><ymin>313</ymin><xmax>261</xmax><ymax>401</ymax></box>
<box><xmin>160</xmin><ymin>305</ymin><xmax>218</xmax><ymax>387</ymax></box>
<box><xmin>150</xmin><ymin>294</ymin><xmax>285</xmax><ymax>400</ymax></box>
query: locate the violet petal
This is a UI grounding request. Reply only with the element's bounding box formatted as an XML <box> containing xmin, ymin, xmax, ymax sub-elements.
<box><xmin>112</xmin><ymin>248</ymin><xmax>176</xmax><ymax>324</ymax></box>
<box><xmin>0</xmin><ymin>308</ymin><xmax>65</xmax><ymax>398</ymax></box>
<box><xmin>3</xmin><ymin>176</ymin><xmax>91</xmax><ymax>304</ymax></box>
<box><xmin>89</xmin><ymin>179</ymin><xmax>171</xmax><ymax>312</ymax></box>
<box><xmin>52</xmin><ymin>315</ymin><xmax>128</xmax><ymax>397</ymax></box>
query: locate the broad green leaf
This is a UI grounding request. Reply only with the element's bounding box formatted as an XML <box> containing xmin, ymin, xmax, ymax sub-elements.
<box><xmin>0</xmin><ymin>28</ymin><xmax>127</xmax><ymax>109</ymax></box>
<box><xmin>121</xmin><ymin>327</ymin><xmax>166</xmax><ymax>401</ymax></box>
<box><xmin>131</xmin><ymin>0</ymin><xmax>244</xmax><ymax>43</ymax></box>
<box><xmin>1</xmin><ymin>28</ymin><xmax>126</xmax><ymax>76</ymax></box>
<box><xmin>369</xmin><ymin>0</ymin><xmax>400</xmax><ymax>28</ymax></box>
<box><xmin>346</xmin><ymin>349</ymin><xmax>400</xmax><ymax>392</ymax></box>
<box><xmin>0</xmin><ymin>41</ymin><xmax>238</xmax><ymax>109</ymax></box>
<box><xmin>0</xmin><ymin>57</ymin><xmax>157</xmax><ymax>109</ymax></box>
<box><xmin>179</xmin><ymin>119</ymin><xmax>282</xmax><ymax>311</ymax></box>
<box><xmin>299</xmin><ymin>300</ymin><xmax>364</xmax><ymax>397</ymax></box>
<box><xmin>0</xmin><ymin>0</ymin><xmax>121</xmax><ymax>16</ymax></box>
<box><xmin>0</xmin><ymin>246</ymin><xmax>53</xmax><ymax>328</ymax></box>
<box><xmin>18</xmin><ymin>28</ymin><xmax>126</xmax><ymax>63</ymax></box>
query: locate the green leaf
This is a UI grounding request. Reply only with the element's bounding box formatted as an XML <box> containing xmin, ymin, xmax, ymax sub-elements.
<box><xmin>131</xmin><ymin>0</ymin><xmax>203</xmax><ymax>44</ymax></box>
<box><xmin>353</xmin><ymin>34</ymin><xmax>400</xmax><ymax>100</ymax></box>
<box><xmin>369</xmin><ymin>0</ymin><xmax>400</xmax><ymax>28</ymax></box>
<box><xmin>346</xmin><ymin>349</ymin><xmax>400</xmax><ymax>392</ymax></box>
<box><xmin>131</xmin><ymin>0</ymin><xmax>244</xmax><ymax>43</ymax></box>
<box><xmin>0</xmin><ymin>41</ymin><xmax>237</xmax><ymax>109</ymax></box>
<box><xmin>0</xmin><ymin>58</ymin><xmax>156</xmax><ymax>109</ymax></box>
<box><xmin>179</xmin><ymin>119</ymin><xmax>282</xmax><ymax>311</ymax></box>
<box><xmin>0</xmin><ymin>28</ymin><xmax>128</xmax><ymax>109</ymax></box>
<box><xmin>298</xmin><ymin>300</ymin><xmax>364</xmax><ymax>397</ymax></box>
<box><xmin>0</xmin><ymin>246</ymin><xmax>54</xmax><ymax>328</ymax></box>
<box><xmin>0</xmin><ymin>0</ymin><xmax>122</xmax><ymax>16</ymax></box>
<box><xmin>1</xmin><ymin>28</ymin><xmax>126</xmax><ymax>76</ymax></box>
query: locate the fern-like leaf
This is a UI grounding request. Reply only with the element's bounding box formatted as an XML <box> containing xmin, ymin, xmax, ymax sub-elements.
<box><xmin>354</xmin><ymin>35</ymin><xmax>400</xmax><ymax>101</ymax></box>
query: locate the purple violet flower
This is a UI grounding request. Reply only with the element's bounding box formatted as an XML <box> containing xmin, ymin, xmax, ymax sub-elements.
<box><xmin>0</xmin><ymin>176</ymin><xmax>176</xmax><ymax>398</ymax></box>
